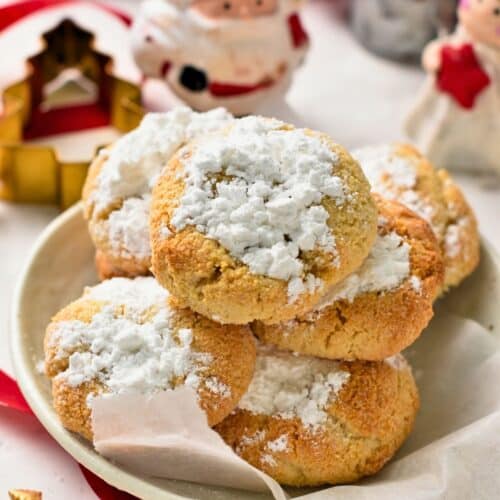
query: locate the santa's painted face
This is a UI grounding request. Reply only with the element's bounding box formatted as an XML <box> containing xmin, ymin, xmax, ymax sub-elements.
<box><xmin>191</xmin><ymin>0</ymin><xmax>278</xmax><ymax>19</ymax></box>
<box><xmin>459</xmin><ymin>0</ymin><xmax>500</xmax><ymax>48</ymax></box>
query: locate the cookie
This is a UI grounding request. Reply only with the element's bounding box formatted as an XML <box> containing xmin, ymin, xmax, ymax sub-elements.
<box><xmin>215</xmin><ymin>347</ymin><xmax>419</xmax><ymax>487</ymax></box>
<box><xmin>150</xmin><ymin>116</ymin><xmax>378</xmax><ymax>324</ymax></box>
<box><xmin>44</xmin><ymin>277</ymin><xmax>256</xmax><ymax>440</ymax></box>
<box><xmin>82</xmin><ymin>107</ymin><xmax>234</xmax><ymax>280</ymax></box>
<box><xmin>253</xmin><ymin>196</ymin><xmax>444</xmax><ymax>361</ymax></box>
<box><xmin>352</xmin><ymin>143</ymin><xmax>479</xmax><ymax>291</ymax></box>
<box><xmin>438</xmin><ymin>169</ymin><xmax>480</xmax><ymax>289</ymax></box>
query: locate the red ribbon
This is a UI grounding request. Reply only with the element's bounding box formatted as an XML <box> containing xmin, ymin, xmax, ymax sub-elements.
<box><xmin>0</xmin><ymin>0</ymin><xmax>131</xmax><ymax>33</ymax></box>
<box><xmin>0</xmin><ymin>370</ymin><xmax>136</xmax><ymax>500</ymax></box>
<box><xmin>0</xmin><ymin>370</ymin><xmax>33</xmax><ymax>414</ymax></box>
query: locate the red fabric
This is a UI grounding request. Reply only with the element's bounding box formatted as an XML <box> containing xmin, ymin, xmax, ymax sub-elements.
<box><xmin>0</xmin><ymin>0</ymin><xmax>131</xmax><ymax>33</ymax></box>
<box><xmin>0</xmin><ymin>370</ymin><xmax>137</xmax><ymax>499</ymax></box>
<box><xmin>437</xmin><ymin>43</ymin><xmax>491</xmax><ymax>109</ymax></box>
<box><xmin>0</xmin><ymin>370</ymin><xmax>33</xmax><ymax>415</ymax></box>
<box><xmin>209</xmin><ymin>78</ymin><xmax>274</xmax><ymax>97</ymax></box>
<box><xmin>288</xmin><ymin>12</ymin><xmax>309</xmax><ymax>49</ymax></box>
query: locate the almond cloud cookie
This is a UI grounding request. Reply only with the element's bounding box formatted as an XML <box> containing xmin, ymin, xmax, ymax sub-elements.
<box><xmin>215</xmin><ymin>347</ymin><xmax>419</xmax><ymax>487</ymax></box>
<box><xmin>44</xmin><ymin>277</ymin><xmax>256</xmax><ymax>441</ymax></box>
<box><xmin>82</xmin><ymin>107</ymin><xmax>234</xmax><ymax>280</ymax></box>
<box><xmin>352</xmin><ymin>143</ymin><xmax>479</xmax><ymax>292</ymax></box>
<box><xmin>253</xmin><ymin>196</ymin><xmax>444</xmax><ymax>361</ymax></box>
<box><xmin>150</xmin><ymin>116</ymin><xmax>378</xmax><ymax>325</ymax></box>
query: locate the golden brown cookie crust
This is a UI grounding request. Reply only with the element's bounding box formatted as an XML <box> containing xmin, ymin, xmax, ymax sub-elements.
<box><xmin>366</xmin><ymin>144</ymin><xmax>479</xmax><ymax>291</ymax></box>
<box><xmin>437</xmin><ymin>169</ymin><xmax>480</xmax><ymax>291</ymax></box>
<box><xmin>44</xmin><ymin>292</ymin><xmax>257</xmax><ymax>440</ymax></box>
<box><xmin>150</xmin><ymin>126</ymin><xmax>378</xmax><ymax>325</ymax></box>
<box><xmin>253</xmin><ymin>196</ymin><xmax>444</xmax><ymax>360</ymax></box>
<box><xmin>397</xmin><ymin>146</ymin><xmax>479</xmax><ymax>291</ymax></box>
<box><xmin>392</xmin><ymin>144</ymin><xmax>450</xmax><ymax>238</ymax></box>
<box><xmin>82</xmin><ymin>148</ymin><xmax>152</xmax><ymax>279</ymax></box>
<box><xmin>215</xmin><ymin>358</ymin><xmax>419</xmax><ymax>487</ymax></box>
<box><xmin>94</xmin><ymin>248</ymin><xmax>151</xmax><ymax>281</ymax></box>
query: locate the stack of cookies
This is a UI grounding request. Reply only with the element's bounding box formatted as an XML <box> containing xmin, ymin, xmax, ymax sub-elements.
<box><xmin>44</xmin><ymin>108</ymin><xmax>479</xmax><ymax>488</ymax></box>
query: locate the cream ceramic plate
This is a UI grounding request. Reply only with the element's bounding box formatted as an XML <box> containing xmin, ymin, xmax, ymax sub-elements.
<box><xmin>10</xmin><ymin>203</ymin><xmax>500</xmax><ymax>500</ymax></box>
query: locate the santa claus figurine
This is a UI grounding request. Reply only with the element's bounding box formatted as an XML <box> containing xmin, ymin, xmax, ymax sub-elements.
<box><xmin>405</xmin><ymin>0</ymin><xmax>500</xmax><ymax>173</ymax></box>
<box><xmin>131</xmin><ymin>0</ymin><xmax>309</xmax><ymax>115</ymax></box>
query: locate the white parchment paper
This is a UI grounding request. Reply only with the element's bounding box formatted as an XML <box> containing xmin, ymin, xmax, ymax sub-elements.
<box><xmin>91</xmin><ymin>307</ymin><xmax>500</xmax><ymax>499</ymax></box>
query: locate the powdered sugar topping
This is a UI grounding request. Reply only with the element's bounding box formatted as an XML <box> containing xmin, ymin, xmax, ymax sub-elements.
<box><xmin>261</xmin><ymin>454</ymin><xmax>277</xmax><ymax>467</ymax></box>
<box><xmin>204</xmin><ymin>376</ymin><xmax>231</xmax><ymax>399</ymax></box>
<box><xmin>239</xmin><ymin>346</ymin><xmax>350</xmax><ymax>429</ymax></box>
<box><xmin>409</xmin><ymin>275</ymin><xmax>422</xmax><ymax>293</ymax></box>
<box><xmin>89</xmin><ymin>107</ymin><xmax>233</xmax><ymax>259</ymax></box>
<box><xmin>105</xmin><ymin>196</ymin><xmax>151</xmax><ymax>259</ymax></box>
<box><xmin>237</xmin><ymin>430</ymin><xmax>266</xmax><ymax>451</ymax></box>
<box><xmin>385</xmin><ymin>354</ymin><xmax>409</xmax><ymax>371</ymax></box>
<box><xmin>314</xmin><ymin>229</ymin><xmax>412</xmax><ymax>308</ymax></box>
<box><xmin>353</xmin><ymin>145</ymin><xmax>436</xmax><ymax>230</ymax></box>
<box><xmin>50</xmin><ymin>278</ymin><xmax>213</xmax><ymax>400</ymax></box>
<box><xmin>171</xmin><ymin>116</ymin><xmax>346</xmax><ymax>301</ymax></box>
<box><xmin>445</xmin><ymin>217</ymin><xmax>468</xmax><ymax>258</ymax></box>
<box><xmin>93</xmin><ymin>107</ymin><xmax>234</xmax><ymax>213</ymax></box>
<box><xmin>266</xmin><ymin>434</ymin><xmax>288</xmax><ymax>453</ymax></box>
<box><xmin>260</xmin><ymin>435</ymin><xmax>289</xmax><ymax>467</ymax></box>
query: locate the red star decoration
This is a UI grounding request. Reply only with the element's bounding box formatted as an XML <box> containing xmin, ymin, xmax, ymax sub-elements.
<box><xmin>437</xmin><ymin>43</ymin><xmax>491</xmax><ymax>110</ymax></box>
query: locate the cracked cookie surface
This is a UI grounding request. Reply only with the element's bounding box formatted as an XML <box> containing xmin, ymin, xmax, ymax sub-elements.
<box><xmin>253</xmin><ymin>196</ymin><xmax>444</xmax><ymax>360</ymax></box>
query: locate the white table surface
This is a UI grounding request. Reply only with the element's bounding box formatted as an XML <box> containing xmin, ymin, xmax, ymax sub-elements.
<box><xmin>0</xmin><ymin>0</ymin><xmax>498</xmax><ymax>497</ymax></box>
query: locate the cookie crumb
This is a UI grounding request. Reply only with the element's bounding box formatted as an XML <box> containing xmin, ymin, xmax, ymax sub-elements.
<box><xmin>9</xmin><ymin>490</ymin><xmax>42</xmax><ymax>500</ymax></box>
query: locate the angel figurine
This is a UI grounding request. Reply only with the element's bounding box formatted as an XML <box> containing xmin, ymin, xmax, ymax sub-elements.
<box><xmin>405</xmin><ymin>0</ymin><xmax>500</xmax><ymax>173</ymax></box>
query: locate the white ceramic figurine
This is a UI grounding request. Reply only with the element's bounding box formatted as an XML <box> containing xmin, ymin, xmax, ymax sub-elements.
<box><xmin>406</xmin><ymin>0</ymin><xmax>500</xmax><ymax>173</ymax></box>
<box><xmin>131</xmin><ymin>0</ymin><xmax>309</xmax><ymax>115</ymax></box>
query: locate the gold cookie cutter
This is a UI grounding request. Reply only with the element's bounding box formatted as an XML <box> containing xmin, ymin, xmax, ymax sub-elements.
<box><xmin>0</xmin><ymin>19</ymin><xmax>145</xmax><ymax>209</ymax></box>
